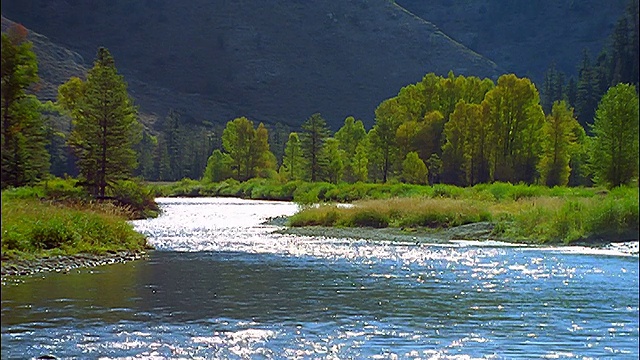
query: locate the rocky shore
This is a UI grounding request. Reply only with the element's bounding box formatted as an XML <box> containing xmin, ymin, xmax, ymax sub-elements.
<box><xmin>1</xmin><ymin>250</ymin><xmax>148</xmax><ymax>278</ymax></box>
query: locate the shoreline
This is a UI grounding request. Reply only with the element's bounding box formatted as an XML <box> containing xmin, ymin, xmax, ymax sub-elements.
<box><xmin>273</xmin><ymin>219</ymin><xmax>639</xmax><ymax>256</ymax></box>
<box><xmin>1</xmin><ymin>250</ymin><xmax>148</xmax><ymax>280</ymax></box>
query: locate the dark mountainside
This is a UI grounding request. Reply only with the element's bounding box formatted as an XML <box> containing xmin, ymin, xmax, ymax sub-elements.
<box><xmin>0</xmin><ymin>1</ymin><xmax>626</xmax><ymax>131</ymax></box>
<box><xmin>396</xmin><ymin>0</ymin><xmax>628</xmax><ymax>82</ymax></box>
<box><xmin>1</xmin><ymin>0</ymin><xmax>501</xmax><ymax>131</ymax></box>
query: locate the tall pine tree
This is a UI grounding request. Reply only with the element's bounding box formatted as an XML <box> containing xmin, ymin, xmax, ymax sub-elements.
<box><xmin>63</xmin><ymin>48</ymin><xmax>141</xmax><ymax>197</ymax></box>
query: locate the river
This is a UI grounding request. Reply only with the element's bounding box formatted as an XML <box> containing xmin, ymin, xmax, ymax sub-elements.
<box><xmin>2</xmin><ymin>197</ymin><xmax>638</xmax><ymax>359</ymax></box>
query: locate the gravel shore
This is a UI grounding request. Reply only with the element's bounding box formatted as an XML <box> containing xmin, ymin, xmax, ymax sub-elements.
<box><xmin>1</xmin><ymin>250</ymin><xmax>148</xmax><ymax>279</ymax></box>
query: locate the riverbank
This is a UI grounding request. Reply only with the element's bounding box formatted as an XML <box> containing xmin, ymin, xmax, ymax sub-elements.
<box><xmin>1</xmin><ymin>179</ymin><xmax>158</xmax><ymax>276</ymax></box>
<box><xmin>1</xmin><ymin>250</ymin><xmax>148</xmax><ymax>280</ymax></box>
<box><xmin>274</xmin><ymin>220</ymin><xmax>640</xmax><ymax>256</ymax></box>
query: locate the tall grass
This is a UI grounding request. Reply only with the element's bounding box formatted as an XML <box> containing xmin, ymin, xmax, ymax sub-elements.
<box><xmin>1</xmin><ymin>197</ymin><xmax>148</xmax><ymax>259</ymax></box>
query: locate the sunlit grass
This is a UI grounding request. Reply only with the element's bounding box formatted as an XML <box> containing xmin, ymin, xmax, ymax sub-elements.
<box><xmin>2</xmin><ymin>186</ymin><xmax>150</xmax><ymax>259</ymax></box>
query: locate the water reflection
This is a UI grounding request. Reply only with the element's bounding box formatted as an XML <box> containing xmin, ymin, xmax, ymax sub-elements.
<box><xmin>1</xmin><ymin>197</ymin><xmax>638</xmax><ymax>359</ymax></box>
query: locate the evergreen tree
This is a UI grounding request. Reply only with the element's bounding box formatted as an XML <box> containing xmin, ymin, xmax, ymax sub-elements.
<box><xmin>575</xmin><ymin>50</ymin><xmax>600</xmax><ymax>132</ymax></box>
<box><xmin>1</xmin><ymin>26</ymin><xmax>50</xmax><ymax>188</ymax></box>
<box><xmin>134</xmin><ymin>129</ymin><xmax>157</xmax><ymax>180</ymax></box>
<box><xmin>589</xmin><ymin>83</ymin><xmax>639</xmax><ymax>187</ymax></box>
<box><xmin>300</xmin><ymin>113</ymin><xmax>331</xmax><ymax>182</ymax></box>
<box><xmin>64</xmin><ymin>48</ymin><xmax>141</xmax><ymax>197</ymax></box>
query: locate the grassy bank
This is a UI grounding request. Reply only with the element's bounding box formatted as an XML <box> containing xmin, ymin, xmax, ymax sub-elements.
<box><xmin>289</xmin><ymin>186</ymin><xmax>638</xmax><ymax>245</ymax></box>
<box><xmin>152</xmin><ymin>178</ymin><xmax>638</xmax><ymax>245</ymax></box>
<box><xmin>1</xmin><ymin>178</ymin><xmax>157</xmax><ymax>260</ymax></box>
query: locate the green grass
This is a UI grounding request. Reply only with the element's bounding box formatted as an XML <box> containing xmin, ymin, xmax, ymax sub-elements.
<box><xmin>1</xmin><ymin>177</ymin><xmax>159</xmax><ymax>260</ymax></box>
<box><xmin>149</xmin><ymin>178</ymin><xmax>638</xmax><ymax>245</ymax></box>
<box><xmin>1</xmin><ymin>197</ymin><xmax>148</xmax><ymax>260</ymax></box>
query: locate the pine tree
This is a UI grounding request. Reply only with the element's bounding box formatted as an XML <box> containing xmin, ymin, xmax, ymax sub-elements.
<box><xmin>300</xmin><ymin>113</ymin><xmax>331</xmax><ymax>182</ymax></box>
<box><xmin>64</xmin><ymin>47</ymin><xmax>141</xmax><ymax>197</ymax></box>
<box><xmin>1</xmin><ymin>26</ymin><xmax>50</xmax><ymax>188</ymax></box>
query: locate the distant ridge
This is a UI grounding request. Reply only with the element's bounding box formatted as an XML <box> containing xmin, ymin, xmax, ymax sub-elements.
<box><xmin>1</xmin><ymin>1</ymin><xmax>501</xmax><ymax>130</ymax></box>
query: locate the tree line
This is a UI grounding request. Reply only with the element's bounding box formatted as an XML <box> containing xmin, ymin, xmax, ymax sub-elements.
<box><xmin>203</xmin><ymin>72</ymin><xmax>638</xmax><ymax>188</ymax></box>
<box><xmin>2</xmin><ymin>17</ymin><xmax>638</xmax><ymax>196</ymax></box>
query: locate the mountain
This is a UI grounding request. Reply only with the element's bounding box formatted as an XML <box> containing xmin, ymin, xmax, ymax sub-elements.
<box><xmin>396</xmin><ymin>0</ymin><xmax>628</xmax><ymax>82</ymax></box>
<box><xmin>1</xmin><ymin>0</ymin><xmax>500</xmax><ymax>130</ymax></box>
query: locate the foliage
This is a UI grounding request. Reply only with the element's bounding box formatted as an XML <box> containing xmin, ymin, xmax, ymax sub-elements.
<box><xmin>1</xmin><ymin>196</ymin><xmax>148</xmax><ymax>256</ymax></box>
<box><xmin>60</xmin><ymin>48</ymin><xmax>142</xmax><ymax>198</ymax></box>
<box><xmin>402</xmin><ymin>151</ymin><xmax>428</xmax><ymax>184</ymax></box>
<box><xmin>300</xmin><ymin>113</ymin><xmax>331</xmax><ymax>182</ymax></box>
<box><xmin>202</xmin><ymin>149</ymin><xmax>233</xmax><ymax>183</ymax></box>
<box><xmin>589</xmin><ymin>83</ymin><xmax>639</xmax><ymax>188</ymax></box>
<box><xmin>1</xmin><ymin>27</ymin><xmax>50</xmax><ymax>189</ymax></box>
<box><xmin>538</xmin><ymin>101</ymin><xmax>580</xmax><ymax>186</ymax></box>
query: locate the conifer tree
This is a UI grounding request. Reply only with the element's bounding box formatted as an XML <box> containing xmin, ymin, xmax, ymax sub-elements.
<box><xmin>62</xmin><ymin>47</ymin><xmax>141</xmax><ymax>197</ymax></box>
<box><xmin>300</xmin><ymin>113</ymin><xmax>331</xmax><ymax>182</ymax></box>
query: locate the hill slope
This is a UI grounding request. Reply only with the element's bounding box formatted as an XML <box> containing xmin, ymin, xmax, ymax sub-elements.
<box><xmin>396</xmin><ymin>0</ymin><xmax>628</xmax><ymax>82</ymax></box>
<box><xmin>1</xmin><ymin>0</ymin><xmax>500</xmax><ymax>130</ymax></box>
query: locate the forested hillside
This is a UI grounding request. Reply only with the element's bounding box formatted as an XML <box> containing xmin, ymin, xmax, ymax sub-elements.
<box><xmin>0</xmin><ymin>0</ymin><xmax>499</xmax><ymax>130</ymax></box>
<box><xmin>396</xmin><ymin>0</ymin><xmax>629</xmax><ymax>82</ymax></box>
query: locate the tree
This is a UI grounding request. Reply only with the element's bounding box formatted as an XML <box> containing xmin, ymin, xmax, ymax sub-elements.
<box><xmin>370</xmin><ymin>99</ymin><xmax>402</xmax><ymax>182</ymax></box>
<box><xmin>482</xmin><ymin>74</ymin><xmax>546</xmax><ymax>184</ymax></box>
<box><xmin>538</xmin><ymin>101</ymin><xmax>580</xmax><ymax>186</ymax></box>
<box><xmin>222</xmin><ymin>116</ymin><xmax>256</xmax><ymax>181</ymax></box>
<box><xmin>62</xmin><ymin>47</ymin><xmax>141</xmax><ymax>197</ymax></box>
<box><xmin>1</xmin><ymin>26</ymin><xmax>50</xmax><ymax>188</ymax></box>
<box><xmin>202</xmin><ymin>149</ymin><xmax>233</xmax><ymax>183</ymax></box>
<box><xmin>322</xmin><ymin>137</ymin><xmax>344</xmax><ymax>184</ymax></box>
<box><xmin>300</xmin><ymin>113</ymin><xmax>331</xmax><ymax>182</ymax></box>
<box><xmin>589</xmin><ymin>83</ymin><xmax>639</xmax><ymax>187</ymax></box>
<box><xmin>280</xmin><ymin>132</ymin><xmax>304</xmax><ymax>181</ymax></box>
<box><xmin>402</xmin><ymin>151</ymin><xmax>428</xmax><ymax>184</ymax></box>
<box><xmin>335</xmin><ymin>116</ymin><xmax>367</xmax><ymax>182</ymax></box>
<box><xmin>252</xmin><ymin>122</ymin><xmax>277</xmax><ymax>178</ymax></box>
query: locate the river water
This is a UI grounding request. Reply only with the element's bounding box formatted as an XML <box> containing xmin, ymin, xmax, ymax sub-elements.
<box><xmin>2</xmin><ymin>197</ymin><xmax>638</xmax><ymax>359</ymax></box>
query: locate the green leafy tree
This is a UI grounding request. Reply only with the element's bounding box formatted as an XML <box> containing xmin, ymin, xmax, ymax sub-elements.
<box><xmin>335</xmin><ymin>116</ymin><xmax>367</xmax><ymax>182</ymax></box>
<box><xmin>442</xmin><ymin>102</ymin><xmax>489</xmax><ymax>185</ymax></box>
<box><xmin>222</xmin><ymin>116</ymin><xmax>256</xmax><ymax>181</ymax></box>
<box><xmin>402</xmin><ymin>151</ymin><xmax>428</xmax><ymax>184</ymax></box>
<box><xmin>370</xmin><ymin>99</ymin><xmax>402</xmax><ymax>182</ymax></box>
<box><xmin>483</xmin><ymin>74</ymin><xmax>546</xmax><ymax>184</ymax></box>
<box><xmin>202</xmin><ymin>149</ymin><xmax>233</xmax><ymax>183</ymax></box>
<box><xmin>352</xmin><ymin>139</ymin><xmax>369</xmax><ymax>182</ymax></box>
<box><xmin>322</xmin><ymin>137</ymin><xmax>344</xmax><ymax>184</ymax></box>
<box><xmin>589</xmin><ymin>83</ymin><xmax>639</xmax><ymax>187</ymax></box>
<box><xmin>252</xmin><ymin>122</ymin><xmax>277</xmax><ymax>178</ymax></box>
<box><xmin>538</xmin><ymin>101</ymin><xmax>580</xmax><ymax>186</ymax></box>
<box><xmin>280</xmin><ymin>132</ymin><xmax>304</xmax><ymax>181</ymax></box>
<box><xmin>1</xmin><ymin>26</ymin><xmax>50</xmax><ymax>188</ymax></box>
<box><xmin>300</xmin><ymin>113</ymin><xmax>331</xmax><ymax>182</ymax></box>
<box><xmin>62</xmin><ymin>47</ymin><xmax>141</xmax><ymax>197</ymax></box>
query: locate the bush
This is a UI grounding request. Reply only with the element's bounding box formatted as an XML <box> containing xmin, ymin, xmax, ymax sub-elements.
<box><xmin>347</xmin><ymin>210</ymin><xmax>389</xmax><ymax>228</ymax></box>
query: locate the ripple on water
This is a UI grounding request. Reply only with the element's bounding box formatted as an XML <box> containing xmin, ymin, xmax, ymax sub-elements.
<box><xmin>2</xmin><ymin>198</ymin><xmax>638</xmax><ymax>359</ymax></box>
